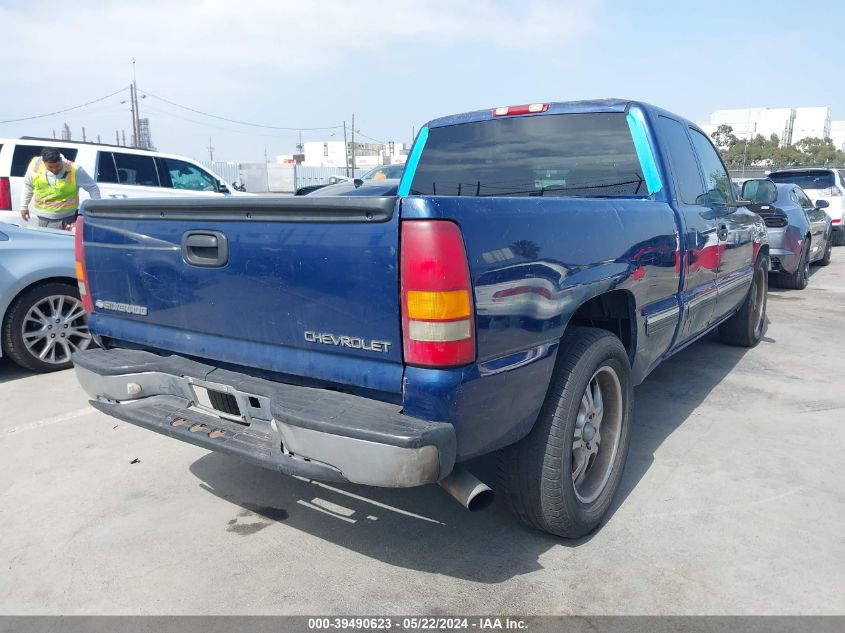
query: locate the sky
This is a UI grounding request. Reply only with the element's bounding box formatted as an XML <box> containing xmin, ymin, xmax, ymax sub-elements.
<box><xmin>1</xmin><ymin>0</ymin><xmax>843</xmax><ymax>163</ymax></box>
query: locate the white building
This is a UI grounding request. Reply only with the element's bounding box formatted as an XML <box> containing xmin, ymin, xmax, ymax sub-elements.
<box><xmin>831</xmin><ymin>121</ymin><xmax>845</xmax><ymax>152</ymax></box>
<box><xmin>792</xmin><ymin>107</ymin><xmax>831</xmax><ymax>144</ymax></box>
<box><xmin>703</xmin><ymin>106</ymin><xmax>833</xmax><ymax>147</ymax></box>
<box><xmin>297</xmin><ymin>140</ymin><xmax>409</xmax><ymax>169</ymax></box>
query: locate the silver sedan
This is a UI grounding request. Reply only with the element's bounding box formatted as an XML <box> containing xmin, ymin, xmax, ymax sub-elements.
<box><xmin>0</xmin><ymin>223</ymin><xmax>91</xmax><ymax>371</ymax></box>
<box><xmin>741</xmin><ymin>179</ymin><xmax>833</xmax><ymax>290</ymax></box>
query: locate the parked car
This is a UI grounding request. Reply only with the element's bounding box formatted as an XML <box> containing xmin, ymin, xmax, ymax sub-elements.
<box><xmin>767</xmin><ymin>168</ymin><xmax>845</xmax><ymax>246</ymax></box>
<box><xmin>0</xmin><ymin>222</ymin><xmax>90</xmax><ymax>371</ymax></box>
<box><xmin>72</xmin><ymin>99</ymin><xmax>769</xmax><ymax>538</ymax></box>
<box><xmin>742</xmin><ymin>178</ymin><xmax>832</xmax><ymax>289</ymax></box>
<box><xmin>0</xmin><ymin>137</ymin><xmax>249</xmax><ymax>226</ymax></box>
<box><xmin>294</xmin><ymin>164</ymin><xmax>405</xmax><ymax>195</ymax></box>
<box><xmin>306</xmin><ymin>178</ymin><xmax>400</xmax><ymax>197</ymax></box>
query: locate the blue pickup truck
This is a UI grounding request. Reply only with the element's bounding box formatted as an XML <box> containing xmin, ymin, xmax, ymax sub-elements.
<box><xmin>72</xmin><ymin>99</ymin><xmax>769</xmax><ymax>538</ymax></box>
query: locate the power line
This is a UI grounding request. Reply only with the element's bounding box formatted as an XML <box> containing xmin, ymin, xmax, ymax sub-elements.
<box><xmin>138</xmin><ymin>87</ymin><xmax>343</xmax><ymax>132</ymax></box>
<box><xmin>354</xmin><ymin>131</ymin><xmax>388</xmax><ymax>145</ymax></box>
<box><xmin>0</xmin><ymin>87</ymin><xmax>129</xmax><ymax>124</ymax></box>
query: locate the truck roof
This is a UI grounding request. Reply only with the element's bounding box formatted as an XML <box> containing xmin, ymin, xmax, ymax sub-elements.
<box><xmin>426</xmin><ymin>99</ymin><xmax>698</xmax><ymax>132</ymax></box>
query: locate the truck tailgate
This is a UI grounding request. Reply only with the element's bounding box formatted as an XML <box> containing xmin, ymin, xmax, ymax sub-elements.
<box><xmin>81</xmin><ymin>197</ymin><xmax>403</xmax><ymax>393</ymax></box>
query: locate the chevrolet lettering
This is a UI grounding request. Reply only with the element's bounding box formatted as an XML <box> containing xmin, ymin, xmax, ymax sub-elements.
<box><xmin>93</xmin><ymin>300</ymin><xmax>148</xmax><ymax>316</ymax></box>
<box><xmin>304</xmin><ymin>331</ymin><xmax>392</xmax><ymax>353</ymax></box>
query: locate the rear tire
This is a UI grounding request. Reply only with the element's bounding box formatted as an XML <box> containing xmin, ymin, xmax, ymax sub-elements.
<box><xmin>833</xmin><ymin>230</ymin><xmax>845</xmax><ymax>247</ymax></box>
<box><xmin>498</xmin><ymin>327</ymin><xmax>632</xmax><ymax>538</ymax></box>
<box><xmin>719</xmin><ymin>255</ymin><xmax>768</xmax><ymax>347</ymax></box>
<box><xmin>780</xmin><ymin>241</ymin><xmax>810</xmax><ymax>290</ymax></box>
<box><xmin>817</xmin><ymin>232</ymin><xmax>833</xmax><ymax>266</ymax></box>
<box><xmin>1</xmin><ymin>282</ymin><xmax>91</xmax><ymax>372</ymax></box>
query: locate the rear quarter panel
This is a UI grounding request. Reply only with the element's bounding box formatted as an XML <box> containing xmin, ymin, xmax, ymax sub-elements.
<box><xmin>400</xmin><ymin>195</ymin><xmax>680</xmax><ymax>459</ymax></box>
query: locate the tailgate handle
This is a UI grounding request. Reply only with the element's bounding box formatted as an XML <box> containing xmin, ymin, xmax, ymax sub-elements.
<box><xmin>182</xmin><ymin>231</ymin><xmax>228</xmax><ymax>267</ymax></box>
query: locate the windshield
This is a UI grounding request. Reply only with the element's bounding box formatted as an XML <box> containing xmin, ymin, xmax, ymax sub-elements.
<box><xmin>410</xmin><ymin>112</ymin><xmax>646</xmax><ymax>197</ymax></box>
<box><xmin>363</xmin><ymin>164</ymin><xmax>404</xmax><ymax>180</ymax></box>
<box><xmin>768</xmin><ymin>170</ymin><xmax>835</xmax><ymax>191</ymax></box>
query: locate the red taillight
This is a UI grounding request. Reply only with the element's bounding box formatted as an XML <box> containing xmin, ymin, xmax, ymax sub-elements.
<box><xmin>492</xmin><ymin>103</ymin><xmax>549</xmax><ymax>117</ymax></box>
<box><xmin>74</xmin><ymin>216</ymin><xmax>94</xmax><ymax>313</ymax></box>
<box><xmin>0</xmin><ymin>177</ymin><xmax>11</xmax><ymax>210</ymax></box>
<box><xmin>401</xmin><ymin>220</ymin><xmax>475</xmax><ymax>368</ymax></box>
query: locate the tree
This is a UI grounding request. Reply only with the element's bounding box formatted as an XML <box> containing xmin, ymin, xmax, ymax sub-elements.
<box><xmin>711</xmin><ymin>124</ymin><xmax>738</xmax><ymax>150</ymax></box>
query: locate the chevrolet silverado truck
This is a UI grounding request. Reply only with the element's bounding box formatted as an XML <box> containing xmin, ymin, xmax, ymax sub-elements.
<box><xmin>72</xmin><ymin>100</ymin><xmax>769</xmax><ymax>538</ymax></box>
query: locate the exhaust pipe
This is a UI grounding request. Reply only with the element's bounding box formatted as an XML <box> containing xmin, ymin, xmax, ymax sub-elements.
<box><xmin>439</xmin><ymin>466</ymin><xmax>495</xmax><ymax>512</ymax></box>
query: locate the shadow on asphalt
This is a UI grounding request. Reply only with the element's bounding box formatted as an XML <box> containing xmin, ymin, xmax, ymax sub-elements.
<box><xmin>605</xmin><ymin>330</ymin><xmax>757</xmax><ymax>525</ymax></box>
<box><xmin>0</xmin><ymin>357</ymin><xmax>31</xmax><ymax>385</ymax></box>
<box><xmin>189</xmin><ymin>325</ymin><xmax>769</xmax><ymax>582</ymax></box>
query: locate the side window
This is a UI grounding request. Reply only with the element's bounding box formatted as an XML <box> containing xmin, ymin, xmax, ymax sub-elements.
<box><xmin>112</xmin><ymin>153</ymin><xmax>160</xmax><ymax>187</ymax></box>
<box><xmin>795</xmin><ymin>188</ymin><xmax>812</xmax><ymax>208</ymax></box>
<box><xmin>657</xmin><ymin>116</ymin><xmax>705</xmax><ymax>205</ymax></box>
<box><xmin>159</xmin><ymin>157</ymin><xmax>217</xmax><ymax>191</ymax></box>
<box><xmin>689</xmin><ymin>129</ymin><xmax>733</xmax><ymax>206</ymax></box>
<box><xmin>96</xmin><ymin>152</ymin><xmax>119</xmax><ymax>183</ymax></box>
<box><xmin>11</xmin><ymin>146</ymin><xmax>78</xmax><ymax>177</ymax></box>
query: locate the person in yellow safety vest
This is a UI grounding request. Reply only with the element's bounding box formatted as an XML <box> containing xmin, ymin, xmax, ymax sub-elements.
<box><xmin>19</xmin><ymin>147</ymin><xmax>100</xmax><ymax>229</ymax></box>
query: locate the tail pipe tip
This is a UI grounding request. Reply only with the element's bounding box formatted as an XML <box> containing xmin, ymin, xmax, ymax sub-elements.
<box><xmin>438</xmin><ymin>466</ymin><xmax>495</xmax><ymax>512</ymax></box>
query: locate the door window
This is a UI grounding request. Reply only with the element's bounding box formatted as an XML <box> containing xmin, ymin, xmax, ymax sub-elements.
<box><xmin>689</xmin><ymin>129</ymin><xmax>733</xmax><ymax>206</ymax></box>
<box><xmin>96</xmin><ymin>152</ymin><xmax>119</xmax><ymax>183</ymax></box>
<box><xmin>656</xmin><ymin>116</ymin><xmax>705</xmax><ymax>205</ymax></box>
<box><xmin>158</xmin><ymin>158</ymin><xmax>217</xmax><ymax>191</ymax></box>
<box><xmin>107</xmin><ymin>152</ymin><xmax>160</xmax><ymax>187</ymax></box>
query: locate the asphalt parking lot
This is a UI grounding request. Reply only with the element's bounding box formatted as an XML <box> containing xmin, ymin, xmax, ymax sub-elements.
<box><xmin>1</xmin><ymin>256</ymin><xmax>844</xmax><ymax>616</ymax></box>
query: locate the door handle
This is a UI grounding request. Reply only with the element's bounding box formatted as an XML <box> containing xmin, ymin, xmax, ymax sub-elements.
<box><xmin>717</xmin><ymin>224</ymin><xmax>729</xmax><ymax>241</ymax></box>
<box><xmin>182</xmin><ymin>231</ymin><xmax>228</xmax><ymax>267</ymax></box>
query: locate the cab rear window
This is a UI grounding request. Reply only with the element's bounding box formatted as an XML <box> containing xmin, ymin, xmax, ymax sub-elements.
<box><xmin>410</xmin><ymin>113</ymin><xmax>647</xmax><ymax>197</ymax></box>
<box><xmin>11</xmin><ymin>145</ymin><xmax>78</xmax><ymax>176</ymax></box>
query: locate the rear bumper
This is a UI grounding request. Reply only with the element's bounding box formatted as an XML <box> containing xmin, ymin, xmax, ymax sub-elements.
<box><xmin>768</xmin><ymin>247</ymin><xmax>801</xmax><ymax>274</ymax></box>
<box><xmin>73</xmin><ymin>348</ymin><xmax>456</xmax><ymax>487</ymax></box>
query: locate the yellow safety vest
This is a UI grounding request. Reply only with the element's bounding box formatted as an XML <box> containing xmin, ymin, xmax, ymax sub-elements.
<box><xmin>29</xmin><ymin>158</ymin><xmax>80</xmax><ymax>215</ymax></box>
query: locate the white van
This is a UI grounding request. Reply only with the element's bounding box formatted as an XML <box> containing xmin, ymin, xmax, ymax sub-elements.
<box><xmin>0</xmin><ymin>137</ymin><xmax>249</xmax><ymax>226</ymax></box>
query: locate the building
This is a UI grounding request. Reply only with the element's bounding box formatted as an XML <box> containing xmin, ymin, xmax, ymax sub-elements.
<box><xmin>791</xmin><ymin>107</ymin><xmax>831</xmax><ymax>145</ymax></box>
<box><xmin>702</xmin><ymin>106</ymin><xmax>837</xmax><ymax>147</ymax></box>
<box><xmin>298</xmin><ymin>140</ymin><xmax>409</xmax><ymax>169</ymax></box>
<box><xmin>831</xmin><ymin>121</ymin><xmax>845</xmax><ymax>152</ymax></box>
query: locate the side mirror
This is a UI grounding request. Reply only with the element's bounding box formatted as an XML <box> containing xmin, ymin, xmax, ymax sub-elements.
<box><xmin>353</xmin><ymin>179</ymin><xmax>363</xmax><ymax>188</ymax></box>
<box><xmin>741</xmin><ymin>179</ymin><xmax>777</xmax><ymax>205</ymax></box>
<box><xmin>815</xmin><ymin>200</ymin><xmax>830</xmax><ymax>209</ymax></box>
<box><xmin>217</xmin><ymin>180</ymin><xmax>230</xmax><ymax>194</ymax></box>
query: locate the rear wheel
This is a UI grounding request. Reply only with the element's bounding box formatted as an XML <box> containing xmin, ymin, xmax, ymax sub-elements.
<box><xmin>499</xmin><ymin>327</ymin><xmax>632</xmax><ymax>538</ymax></box>
<box><xmin>779</xmin><ymin>241</ymin><xmax>810</xmax><ymax>290</ymax></box>
<box><xmin>817</xmin><ymin>231</ymin><xmax>833</xmax><ymax>266</ymax></box>
<box><xmin>833</xmin><ymin>229</ymin><xmax>845</xmax><ymax>247</ymax></box>
<box><xmin>719</xmin><ymin>255</ymin><xmax>768</xmax><ymax>347</ymax></box>
<box><xmin>1</xmin><ymin>282</ymin><xmax>92</xmax><ymax>372</ymax></box>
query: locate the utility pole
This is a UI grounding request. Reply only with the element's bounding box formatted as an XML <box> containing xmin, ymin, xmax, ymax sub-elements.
<box><xmin>351</xmin><ymin>113</ymin><xmax>356</xmax><ymax>175</ymax></box>
<box><xmin>343</xmin><ymin>121</ymin><xmax>349</xmax><ymax>176</ymax></box>
<box><xmin>82</xmin><ymin>127</ymin><xmax>87</xmax><ymax>142</ymax></box>
<box><xmin>97</xmin><ymin>135</ymin><xmax>101</xmax><ymax>144</ymax></box>
<box><xmin>207</xmin><ymin>137</ymin><xmax>215</xmax><ymax>163</ymax></box>
<box><xmin>129</xmin><ymin>59</ymin><xmax>141</xmax><ymax>147</ymax></box>
<box><xmin>52</xmin><ymin>130</ymin><xmax>56</xmax><ymax>139</ymax></box>
<box><xmin>115</xmin><ymin>131</ymin><xmax>120</xmax><ymax>145</ymax></box>
<box><xmin>121</xmin><ymin>130</ymin><xmax>127</xmax><ymax>146</ymax></box>
<box><xmin>264</xmin><ymin>148</ymin><xmax>270</xmax><ymax>193</ymax></box>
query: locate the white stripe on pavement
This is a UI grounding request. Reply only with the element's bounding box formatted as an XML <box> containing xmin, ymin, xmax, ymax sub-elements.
<box><xmin>0</xmin><ymin>406</ymin><xmax>97</xmax><ymax>437</ymax></box>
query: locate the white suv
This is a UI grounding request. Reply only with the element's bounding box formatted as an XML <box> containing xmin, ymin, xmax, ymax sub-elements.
<box><xmin>768</xmin><ymin>168</ymin><xmax>845</xmax><ymax>245</ymax></box>
<box><xmin>0</xmin><ymin>137</ymin><xmax>248</xmax><ymax>226</ymax></box>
